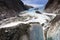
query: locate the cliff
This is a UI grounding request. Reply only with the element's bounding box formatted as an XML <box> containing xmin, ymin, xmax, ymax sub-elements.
<box><xmin>45</xmin><ymin>0</ymin><xmax>60</xmax><ymax>25</ymax></box>
<box><xmin>0</xmin><ymin>0</ymin><xmax>33</xmax><ymax>21</ymax></box>
<box><xmin>45</xmin><ymin>0</ymin><xmax>60</xmax><ymax>13</ymax></box>
<box><xmin>0</xmin><ymin>0</ymin><xmax>32</xmax><ymax>40</ymax></box>
<box><xmin>45</xmin><ymin>0</ymin><xmax>60</xmax><ymax>40</ymax></box>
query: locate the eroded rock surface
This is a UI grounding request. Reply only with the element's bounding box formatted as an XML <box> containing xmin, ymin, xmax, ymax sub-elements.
<box><xmin>0</xmin><ymin>24</ymin><xmax>30</xmax><ymax>40</ymax></box>
<box><xmin>0</xmin><ymin>0</ymin><xmax>32</xmax><ymax>40</ymax></box>
<box><xmin>45</xmin><ymin>0</ymin><xmax>60</xmax><ymax>40</ymax></box>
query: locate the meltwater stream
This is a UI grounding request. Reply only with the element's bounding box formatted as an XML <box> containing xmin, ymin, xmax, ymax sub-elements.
<box><xmin>30</xmin><ymin>24</ymin><xmax>44</xmax><ymax>40</ymax></box>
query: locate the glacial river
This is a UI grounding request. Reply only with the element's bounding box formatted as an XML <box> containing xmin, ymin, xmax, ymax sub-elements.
<box><xmin>30</xmin><ymin>24</ymin><xmax>44</xmax><ymax>40</ymax></box>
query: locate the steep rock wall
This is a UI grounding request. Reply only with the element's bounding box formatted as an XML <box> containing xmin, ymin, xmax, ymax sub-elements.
<box><xmin>45</xmin><ymin>0</ymin><xmax>60</xmax><ymax>40</ymax></box>
<box><xmin>0</xmin><ymin>0</ymin><xmax>32</xmax><ymax>21</ymax></box>
<box><xmin>45</xmin><ymin>0</ymin><xmax>60</xmax><ymax>13</ymax></box>
<box><xmin>0</xmin><ymin>0</ymin><xmax>32</xmax><ymax>40</ymax></box>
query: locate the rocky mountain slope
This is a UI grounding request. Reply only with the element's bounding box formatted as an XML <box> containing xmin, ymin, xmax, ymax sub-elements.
<box><xmin>45</xmin><ymin>0</ymin><xmax>60</xmax><ymax>40</ymax></box>
<box><xmin>0</xmin><ymin>0</ymin><xmax>32</xmax><ymax>40</ymax></box>
<box><xmin>45</xmin><ymin>0</ymin><xmax>60</xmax><ymax>13</ymax></box>
<box><xmin>0</xmin><ymin>0</ymin><xmax>32</xmax><ymax>21</ymax></box>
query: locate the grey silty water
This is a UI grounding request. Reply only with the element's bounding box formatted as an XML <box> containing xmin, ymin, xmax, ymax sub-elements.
<box><xmin>30</xmin><ymin>24</ymin><xmax>44</xmax><ymax>40</ymax></box>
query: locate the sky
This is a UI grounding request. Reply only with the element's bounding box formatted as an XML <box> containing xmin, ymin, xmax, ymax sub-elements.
<box><xmin>22</xmin><ymin>0</ymin><xmax>48</xmax><ymax>8</ymax></box>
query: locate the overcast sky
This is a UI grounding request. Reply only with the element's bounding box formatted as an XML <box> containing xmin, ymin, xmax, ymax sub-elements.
<box><xmin>22</xmin><ymin>0</ymin><xmax>48</xmax><ymax>7</ymax></box>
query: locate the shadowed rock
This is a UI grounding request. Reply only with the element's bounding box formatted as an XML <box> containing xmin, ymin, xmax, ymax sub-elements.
<box><xmin>0</xmin><ymin>0</ymin><xmax>33</xmax><ymax>21</ymax></box>
<box><xmin>45</xmin><ymin>0</ymin><xmax>60</xmax><ymax>24</ymax></box>
<box><xmin>0</xmin><ymin>0</ymin><xmax>32</xmax><ymax>40</ymax></box>
<box><xmin>0</xmin><ymin>24</ymin><xmax>31</xmax><ymax>40</ymax></box>
<box><xmin>45</xmin><ymin>0</ymin><xmax>60</xmax><ymax>40</ymax></box>
<box><xmin>45</xmin><ymin>0</ymin><xmax>60</xmax><ymax>12</ymax></box>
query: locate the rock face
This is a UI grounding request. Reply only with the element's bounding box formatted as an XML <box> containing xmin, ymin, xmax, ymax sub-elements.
<box><xmin>45</xmin><ymin>0</ymin><xmax>60</xmax><ymax>13</ymax></box>
<box><xmin>0</xmin><ymin>24</ymin><xmax>30</xmax><ymax>40</ymax></box>
<box><xmin>0</xmin><ymin>0</ymin><xmax>32</xmax><ymax>21</ymax></box>
<box><xmin>0</xmin><ymin>0</ymin><xmax>28</xmax><ymax>12</ymax></box>
<box><xmin>0</xmin><ymin>0</ymin><xmax>32</xmax><ymax>40</ymax></box>
<box><xmin>47</xmin><ymin>21</ymin><xmax>60</xmax><ymax>40</ymax></box>
<box><xmin>45</xmin><ymin>0</ymin><xmax>60</xmax><ymax>40</ymax></box>
<box><xmin>45</xmin><ymin>0</ymin><xmax>60</xmax><ymax>26</ymax></box>
<box><xmin>45</xmin><ymin>0</ymin><xmax>60</xmax><ymax>24</ymax></box>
